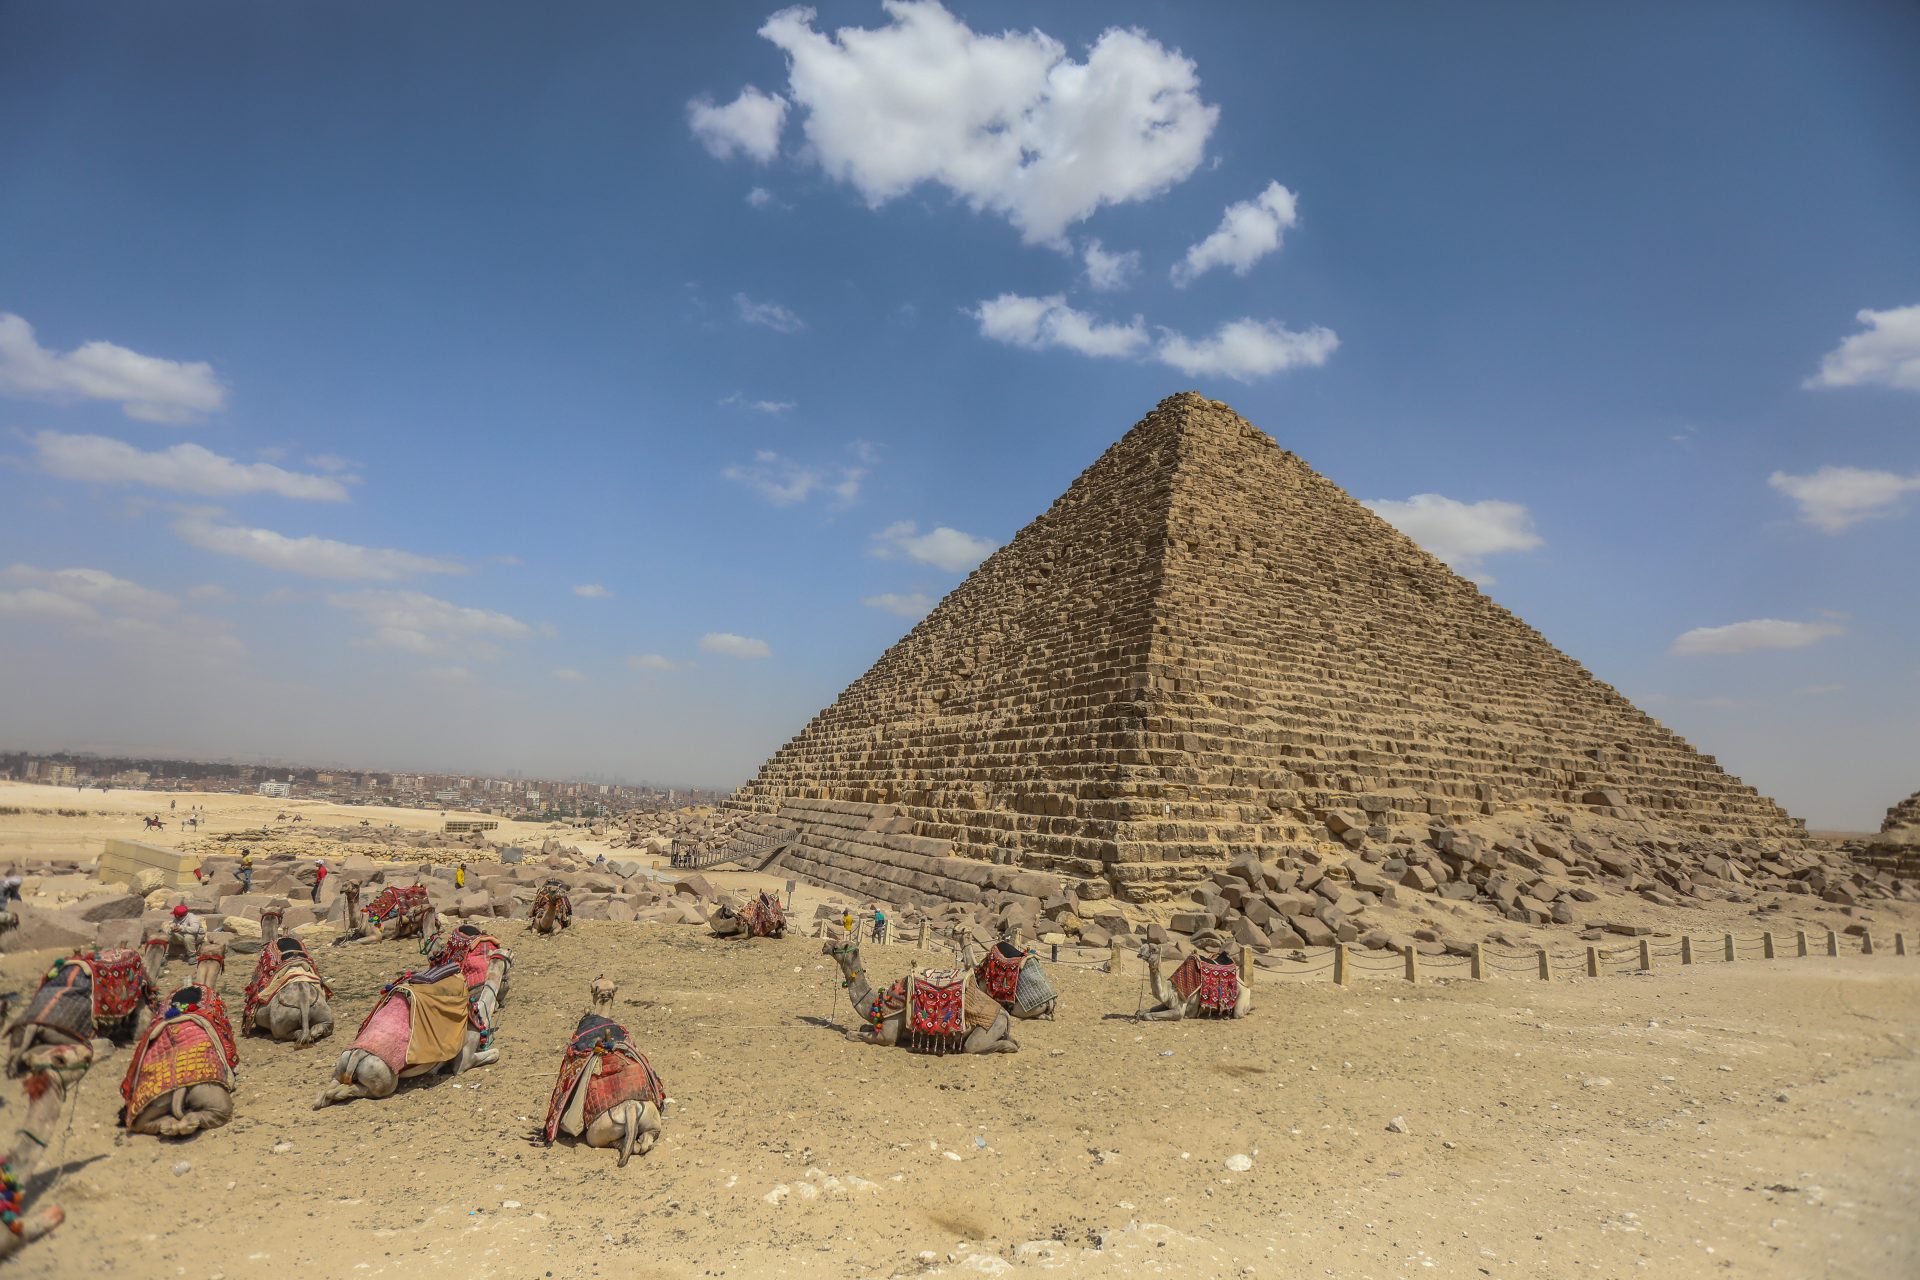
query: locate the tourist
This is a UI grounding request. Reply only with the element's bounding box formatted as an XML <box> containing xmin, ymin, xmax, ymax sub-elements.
<box><xmin>871</xmin><ymin>904</ymin><xmax>887</xmax><ymax>944</ymax></box>
<box><xmin>311</xmin><ymin>859</ymin><xmax>329</xmax><ymax>903</ymax></box>
<box><xmin>1</xmin><ymin>874</ymin><xmax>22</xmax><ymax>909</ymax></box>
<box><xmin>237</xmin><ymin>848</ymin><xmax>253</xmax><ymax>893</ymax></box>
<box><xmin>455</xmin><ymin>862</ymin><xmax>467</xmax><ymax>890</ymax></box>
<box><xmin>841</xmin><ymin>907</ymin><xmax>854</xmax><ymax>940</ymax></box>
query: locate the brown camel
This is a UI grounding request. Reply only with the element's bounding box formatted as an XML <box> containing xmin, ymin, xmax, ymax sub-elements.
<box><xmin>540</xmin><ymin>980</ymin><xmax>664</xmax><ymax>1167</ymax></box>
<box><xmin>822</xmin><ymin>937</ymin><xmax>1018</xmax><ymax>1054</ymax></box>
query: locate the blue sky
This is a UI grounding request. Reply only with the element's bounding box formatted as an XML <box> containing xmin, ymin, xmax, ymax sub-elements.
<box><xmin>1</xmin><ymin>2</ymin><xmax>1915</xmax><ymax>827</ymax></box>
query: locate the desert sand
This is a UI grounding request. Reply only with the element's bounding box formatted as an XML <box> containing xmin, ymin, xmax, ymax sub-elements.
<box><xmin>1</xmin><ymin>788</ymin><xmax>1916</xmax><ymax>1279</ymax></box>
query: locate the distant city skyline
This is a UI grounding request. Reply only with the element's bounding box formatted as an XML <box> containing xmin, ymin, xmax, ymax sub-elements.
<box><xmin>2</xmin><ymin>3</ymin><xmax>1916</xmax><ymax>827</ymax></box>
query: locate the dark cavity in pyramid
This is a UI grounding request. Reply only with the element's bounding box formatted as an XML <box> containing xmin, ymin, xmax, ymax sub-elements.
<box><xmin>721</xmin><ymin>392</ymin><xmax>1813</xmax><ymax>906</ymax></box>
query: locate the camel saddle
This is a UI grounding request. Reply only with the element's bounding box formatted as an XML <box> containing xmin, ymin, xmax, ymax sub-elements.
<box><xmin>348</xmin><ymin>964</ymin><xmax>475</xmax><ymax>1073</ymax></box>
<box><xmin>541</xmin><ymin>1013</ymin><xmax>666</xmax><ymax>1143</ymax></box>
<box><xmin>241</xmin><ymin>936</ymin><xmax>332</xmax><ymax>1031</ymax></box>
<box><xmin>1171</xmin><ymin>953</ymin><xmax>1240</xmax><ymax>1017</ymax></box>
<box><xmin>431</xmin><ymin>925</ymin><xmax>504</xmax><ymax>988</ymax></box>
<box><xmin>869</xmin><ymin>968</ymin><xmax>997</xmax><ymax>1054</ymax></box>
<box><xmin>12</xmin><ymin>949</ymin><xmax>156</xmax><ymax>1048</ymax></box>
<box><xmin>364</xmin><ymin>884</ymin><xmax>430</xmax><ymax>926</ymax></box>
<box><xmin>975</xmin><ymin>942</ymin><xmax>1058</xmax><ymax>1016</ymax></box>
<box><xmin>119</xmin><ymin>985</ymin><xmax>237</xmax><ymax>1124</ymax></box>
<box><xmin>740</xmin><ymin>892</ymin><xmax>785</xmax><ymax>938</ymax></box>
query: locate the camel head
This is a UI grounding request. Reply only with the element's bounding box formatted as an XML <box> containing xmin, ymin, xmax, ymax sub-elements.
<box><xmin>1137</xmin><ymin>941</ymin><xmax>1162</xmax><ymax>966</ymax></box>
<box><xmin>590</xmin><ymin>975</ymin><xmax>616</xmax><ymax>1012</ymax></box>
<box><xmin>259</xmin><ymin>907</ymin><xmax>284</xmax><ymax>945</ymax></box>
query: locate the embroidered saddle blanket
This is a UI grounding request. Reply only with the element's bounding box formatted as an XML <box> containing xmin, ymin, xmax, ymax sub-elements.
<box><xmin>541</xmin><ymin>1014</ymin><xmax>666</xmax><ymax>1142</ymax></box>
<box><xmin>740</xmin><ymin>892</ymin><xmax>785</xmax><ymax>938</ymax></box>
<box><xmin>531</xmin><ymin>887</ymin><xmax>572</xmax><ymax>926</ymax></box>
<box><xmin>1171</xmin><ymin>953</ymin><xmax>1240</xmax><ymax>1017</ymax></box>
<box><xmin>430</xmin><ymin>927</ymin><xmax>504</xmax><ymax>986</ymax></box>
<box><xmin>347</xmin><ymin>965</ymin><xmax>476</xmax><ymax>1073</ymax></box>
<box><xmin>242</xmin><ymin>937</ymin><xmax>332</xmax><ymax>1030</ymax></box>
<box><xmin>364</xmin><ymin>885</ymin><xmax>431</xmax><ymax>929</ymax></box>
<box><xmin>866</xmin><ymin>968</ymin><xmax>997</xmax><ymax>1053</ymax></box>
<box><xmin>15</xmin><ymin>949</ymin><xmax>156</xmax><ymax>1042</ymax></box>
<box><xmin>119</xmin><ymin>986</ymin><xmax>237</xmax><ymax>1123</ymax></box>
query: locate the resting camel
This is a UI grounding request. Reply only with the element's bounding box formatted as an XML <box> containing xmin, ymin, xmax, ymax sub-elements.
<box><xmin>313</xmin><ymin>946</ymin><xmax>513</xmax><ymax>1108</ymax></box>
<box><xmin>122</xmin><ymin>949</ymin><xmax>236</xmax><ymax>1137</ymax></box>
<box><xmin>1136</xmin><ymin>943</ymin><xmax>1253</xmax><ymax>1020</ymax></box>
<box><xmin>345</xmin><ymin>884</ymin><xmax>436</xmax><ymax>946</ymax></box>
<box><xmin>528</xmin><ymin>883</ymin><xmax>571</xmax><ymax>935</ymax></box>
<box><xmin>244</xmin><ymin>908</ymin><xmax>335</xmax><ymax>1045</ymax></box>
<box><xmin>822</xmin><ymin>936</ymin><xmax>1018</xmax><ymax>1054</ymax></box>
<box><xmin>0</xmin><ymin>1040</ymin><xmax>90</xmax><ymax>1257</ymax></box>
<box><xmin>8</xmin><ymin>947</ymin><xmax>155</xmax><ymax>1073</ymax></box>
<box><xmin>539</xmin><ymin>980</ymin><xmax>664</xmax><ymax>1167</ymax></box>
<box><xmin>426</xmin><ymin>923</ymin><xmax>511</xmax><ymax>1007</ymax></box>
<box><xmin>709</xmin><ymin>891</ymin><xmax>784</xmax><ymax>939</ymax></box>
<box><xmin>957</xmin><ymin>936</ymin><xmax>1060</xmax><ymax>1020</ymax></box>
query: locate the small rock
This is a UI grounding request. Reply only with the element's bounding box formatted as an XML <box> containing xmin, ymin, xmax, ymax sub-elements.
<box><xmin>1224</xmin><ymin>1154</ymin><xmax>1253</xmax><ymax>1172</ymax></box>
<box><xmin>271</xmin><ymin>1141</ymin><xmax>293</xmax><ymax>1154</ymax></box>
<box><xmin>1582</xmin><ymin>1077</ymin><xmax>1612</xmax><ymax>1089</ymax></box>
<box><xmin>172</xmin><ymin>1161</ymin><xmax>192</xmax><ymax>1176</ymax></box>
<box><xmin>1385</xmin><ymin>1116</ymin><xmax>1409</xmax><ymax>1134</ymax></box>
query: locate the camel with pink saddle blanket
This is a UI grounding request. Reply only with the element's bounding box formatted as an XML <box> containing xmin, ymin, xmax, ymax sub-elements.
<box><xmin>312</xmin><ymin>941</ymin><xmax>513</xmax><ymax>1109</ymax></box>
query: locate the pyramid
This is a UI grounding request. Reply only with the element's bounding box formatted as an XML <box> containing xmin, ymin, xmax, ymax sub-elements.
<box><xmin>722</xmin><ymin>392</ymin><xmax>1809</xmax><ymax>905</ymax></box>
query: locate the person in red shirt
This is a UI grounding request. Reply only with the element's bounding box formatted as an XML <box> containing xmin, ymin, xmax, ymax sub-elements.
<box><xmin>311</xmin><ymin>860</ymin><xmax>328</xmax><ymax>904</ymax></box>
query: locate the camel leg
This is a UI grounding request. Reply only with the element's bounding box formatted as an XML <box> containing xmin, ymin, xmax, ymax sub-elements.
<box><xmin>966</xmin><ymin>1008</ymin><xmax>1019</xmax><ymax>1054</ymax></box>
<box><xmin>313</xmin><ymin>1049</ymin><xmax>395</xmax><ymax>1108</ymax></box>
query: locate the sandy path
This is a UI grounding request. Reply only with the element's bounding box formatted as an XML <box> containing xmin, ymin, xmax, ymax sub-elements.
<box><xmin>3</xmin><ymin>921</ymin><xmax>1914</xmax><ymax>1279</ymax></box>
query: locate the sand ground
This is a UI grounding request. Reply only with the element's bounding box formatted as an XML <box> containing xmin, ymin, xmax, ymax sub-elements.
<box><xmin>1</xmin><ymin>786</ymin><xmax>1917</xmax><ymax>1279</ymax></box>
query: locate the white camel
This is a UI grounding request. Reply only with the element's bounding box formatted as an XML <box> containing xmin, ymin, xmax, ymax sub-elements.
<box><xmin>1136</xmin><ymin>942</ymin><xmax>1253</xmax><ymax>1020</ymax></box>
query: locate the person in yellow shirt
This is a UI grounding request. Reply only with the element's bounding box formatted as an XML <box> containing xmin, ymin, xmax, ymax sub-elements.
<box><xmin>456</xmin><ymin>863</ymin><xmax>467</xmax><ymax>890</ymax></box>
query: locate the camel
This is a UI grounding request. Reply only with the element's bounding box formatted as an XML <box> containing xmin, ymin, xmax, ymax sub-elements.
<box><xmin>122</xmin><ymin>949</ymin><xmax>236</xmax><ymax>1137</ymax></box>
<box><xmin>528</xmin><ymin>883</ymin><xmax>571</xmax><ymax>935</ymax></box>
<box><xmin>822</xmin><ymin>936</ymin><xmax>1018</xmax><ymax>1054</ymax></box>
<box><xmin>539</xmin><ymin>980</ymin><xmax>664</xmax><ymax>1167</ymax></box>
<box><xmin>313</xmin><ymin>946</ymin><xmax>513</xmax><ymax>1108</ymax></box>
<box><xmin>959</xmin><ymin>936</ymin><xmax>1060</xmax><ymax>1021</ymax></box>
<box><xmin>0</xmin><ymin>1040</ymin><xmax>91</xmax><ymax>1258</ymax></box>
<box><xmin>1136</xmin><ymin>943</ymin><xmax>1253</xmax><ymax>1020</ymax></box>
<box><xmin>339</xmin><ymin>880</ymin><xmax>362</xmax><ymax>932</ymax></box>
<box><xmin>244</xmin><ymin>909</ymin><xmax>335</xmax><ymax>1045</ymax></box>
<box><xmin>709</xmin><ymin>891</ymin><xmax>784</xmax><ymax>940</ymax></box>
<box><xmin>345</xmin><ymin>884</ymin><xmax>436</xmax><ymax>946</ymax></box>
<box><xmin>425</xmin><ymin>923</ymin><xmax>511</xmax><ymax>1007</ymax></box>
<box><xmin>8</xmin><ymin>948</ymin><xmax>155</xmax><ymax>1077</ymax></box>
<box><xmin>141</xmin><ymin>933</ymin><xmax>169</xmax><ymax>987</ymax></box>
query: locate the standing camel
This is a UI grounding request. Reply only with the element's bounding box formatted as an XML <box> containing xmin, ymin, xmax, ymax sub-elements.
<box><xmin>121</xmin><ymin>949</ymin><xmax>237</xmax><ymax>1137</ymax></box>
<box><xmin>1135</xmin><ymin>943</ymin><xmax>1253</xmax><ymax>1020</ymax></box>
<box><xmin>243</xmin><ymin>909</ymin><xmax>335</xmax><ymax>1045</ymax></box>
<box><xmin>821</xmin><ymin>937</ymin><xmax>1018</xmax><ymax>1054</ymax></box>
<box><xmin>313</xmin><ymin>946</ymin><xmax>512</xmax><ymax>1108</ymax></box>
<box><xmin>539</xmin><ymin>980</ymin><xmax>665</xmax><ymax>1167</ymax></box>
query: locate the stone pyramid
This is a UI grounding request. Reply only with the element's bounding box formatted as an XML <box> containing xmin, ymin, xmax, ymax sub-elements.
<box><xmin>723</xmin><ymin>392</ymin><xmax>1807</xmax><ymax>905</ymax></box>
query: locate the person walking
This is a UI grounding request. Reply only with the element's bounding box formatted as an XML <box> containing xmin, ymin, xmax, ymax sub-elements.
<box><xmin>455</xmin><ymin>863</ymin><xmax>467</xmax><ymax>890</ymax></box>
<box><xmin>841</xmin><ymin>908</ymin><xmax>855</xmax><ymax>940</ymax></box>
<box><xmin>237</xmin><ymin>848</ymin><xmax>254</xmax><ymax>893</ymax></box>
<box><xmin>871</xmin><ymin>904</ymin><xmax>887</xmax><ymax>945</ymax></box>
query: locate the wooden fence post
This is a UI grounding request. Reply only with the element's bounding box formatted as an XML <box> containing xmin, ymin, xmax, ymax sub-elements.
<box><xmin>917</xmin><ymin>920</ymin><xmax>928</xmax><ymax>949</ymax></box>
<box><xmin>1724</xmin><ymin>933</ymin><xmax>1736</xmax><ymax>963</ymax></box>
<box><xmin>1537</xmin><ymin>948</ymin><xmax>1551</xmax><ymax>981</ymax></box>
<box><xmin>1827</xmin><ymin>929</ymin><xmax>1839</xmax><ymax>957</ymax></box>
<box><xmin>1862</xmin><ymin>931</ymin><xmax>1875</xmax><ymax>956</ymax></box>
<box><xmin>1585</xmin><ymin>946</ymin><xmax>1599</xmax><ymax>978</ymax></box>
<box><xmin>1333</xmin><ymin>942</ymin><xmax>1349</xmax><ymax>987</ymax></box>
<box><xmin>1897</xmin><ymin>933</ymin><xmax>1908</xmax><ymax>957</ymax></box>
<box><xmin>1638</xmin><ymin>938</ymin><xmax>1652</xmax><ymax>972</ymax></box>
<box><xmin>1108</xmin><ymin>938</ymin><xmax>1124</xmax><ymax>972</ymax></box>
<box><xmin>1796</xmin><ymin>930</ymin><xmax>1808</xmax><ymax>958</ymax></box>
<box><xmin>1470</xmin><ymin>942</ymin><xmax>1485</xmax><ymax>981</ymax></box>
<box><xmin>1762</xmin><ymin>932</ymin><xmax>1775</xmax><ymax>960</ymax></box>
<box><xmin>1680</xmin><ymin>935</ymin><xmax>1693</xmax><ymax>965</ymax></box>
<box><xmin>1403</xmin><ymin>944</ymin><xmax>1419</xmax><ymax>984</ymax></box>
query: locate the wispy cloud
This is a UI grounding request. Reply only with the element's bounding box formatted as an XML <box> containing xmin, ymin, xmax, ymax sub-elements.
<box><xmin>1171</xmin><ymin>181</ymin><xmax>1299</xmax><ymax>286</ymax></box>
<box><xmin>721</xmin><ymin>391</ymin><xmax>796</xmax><ymax>414</ymax></box>
<box><xmin>870</xmin><ymin>521</ymin><xmax>996</xmax><ymax>574</ymax></box>
<box><xmin>573</xmin><ymin>583</ymin><xmax>614</xmax><ymax>599</ymax></box>
<box><xmin>722</xmin><ymin>449</ymin><xmax>867</xmax><ymax>507</ymax></box>
<box><xmin>327</xmin><ymin>588</ymin><xmax>529</xmax><ymax>660</ymax></box>
<box><xmin>551</xmin><ymin>667</ymin><xmax>587</xmax><ymax>682</ymax></box>
<box><xmin>1081</xmin><ymin>239</ymin><xmax>1140</xmax><ymax>292</ymax></box>
<box><xmin>174</xmin><ymin>515</ymin><xmax>465</xmax><ymax>581</ymax></box>
<box><xmin>971</xmin><ymin>294</ymin><xmax>1147</xmax><ymax>359</ymax></box>
<box><xmin>862</xmin><ymin>591</ymin><xmax>934</xmax><ymax>618</ymax></box>
<box><xmin>1670</xmin><ymin>618</ymin><xmax>1845</xmax><ymax>656</ymax></box>
<box><xmin>1804</xmin><ymin>302</ymin><xmax>1920</xmax><ymax>393</ymax></box>
<box><xmin>31</xmin><ymin>430</ymin><xmax>354</xmax><ymax>501</ymax></box>
<box><xmin>1769</xmin><ymin>465</ymin><xmax>1920</xmax><ymax>533</ymax></box>
<box><xmin>1363</xmin><ymin>494</ymin><xmax>1544</xmax><ymax>585</ymax></box>
<box><xmin>0</xmin><ymin>563</ymin><xmax>242</xmax><ymax>656</ymax></box>
<box><xmin>971</xmin><ymin>293</ymin><xmax>1337</xmax><ymax>382</ymax></box>
<box><xmin>746</xmin><ymin>186</ymin><xmax>775</xmax><ymax>209</ymax></box>
<box><xmin>627</xmin><ymin>652</ymin><xmax>679</xmax><ymax>672</ymax></box>
<box><xmin>0</xmin><ymin>312</ymin><xmax>227</xmax><ymax>422</ymax></box>
<box><xmin>734</xmin><ymin>293</ymin><xmax>806</xmax><ymax>333</ymax></box>
<box><xmin>700</xmin><ymin>632</ymin><xmax>770</xmax><ymax>659</ymax></box>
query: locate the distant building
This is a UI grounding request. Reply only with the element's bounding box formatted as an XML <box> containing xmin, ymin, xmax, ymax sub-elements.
<box><xmin>258</xmin><ymin>780</ymin><xmax>292</xmax><ymax>798</ymax></box>
<box><xmin>46</xmin><ymin>764</ymin><xmax>77</xmax><ymax>786</ymax></box>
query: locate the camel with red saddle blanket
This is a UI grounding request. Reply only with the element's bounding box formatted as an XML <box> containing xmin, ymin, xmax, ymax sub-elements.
<box><xmin>710</xmin><ymin>891</ymin><xmax>785</xmax><ymax>939</ymax></box>
<box><xmin>312</xmin><ymin>942</ymin><xmax>513</xmax><ymax>1108</ymax></box>
<box><xmin>959</xmin><ymin>937</ymin><xmax>1060</xmax><ymax>1021</ymax></box>
<box><xmin>122</xmin><ymin>949</ymin><xmax>237</xmax><ymax>1137</ymax></box>
<box><xmin>426</xmin><ymin>923</ymin><xmax>512</xmax><ymax>1007</ymax></box>
<box><xmin>244</xmin><ymin>909</ymin><xmax>335</xmax><ymax>1045</ymax></box>
<box><xmin>347</xmin><ymin>883</ymin><xmax>437</xmax><ymax>945</ymax></box>
<box><xmin>823</xmin><ymin>937</ymin><xmax>1018</xmax><ymax>1054</ymax></box>
<box><xmin>528</xmin><ymin>882</ymin><xmax>572</xmax><ymax>935</ymax></box>
<box><xmin>539</xmin><ymin>979</ymin><xmax>665</xmax><ymax>1167</ymax></box>
<box><xmin>1136</xmin><ymin>943</ymin><xmax>1253</xmax><ymax>1020</ymax></box>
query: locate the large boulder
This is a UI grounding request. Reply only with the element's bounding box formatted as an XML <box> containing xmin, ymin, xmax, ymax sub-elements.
<box><xmin>9</xmin><ymin>905</ymin><xmax>94</xmax><ymax>953</ymax></box>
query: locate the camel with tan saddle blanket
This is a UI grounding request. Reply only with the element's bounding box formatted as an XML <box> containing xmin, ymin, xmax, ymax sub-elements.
<box><xmin>121</xmin><ymin>950</ymin><xmax>237</xmax><ymax>1137</ymax></box>
<box><xmin>244</xmin><ymin>909</ymin><xmax>335</xmax><ymax>1045</ymax></box>
<box><xmin>822</xmin><ymin>938</ymin><xmax>1018</xmax><ymax>1054</ymax></box>
<box><xmin>540</xmin><ymin>980</ymin><xmax>665</xmax><ymax>1167</ymax></box>
<box><xmin>314</xmin><ymin>943</ymin><xmax>513</xmax><ymax>1109</ymax></box>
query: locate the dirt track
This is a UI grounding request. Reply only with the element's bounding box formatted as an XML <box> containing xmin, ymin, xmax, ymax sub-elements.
<box><xmin>4</xmin><ymin>919</ymin><xmax>1916</xmax><ymax>1279</ymax></box>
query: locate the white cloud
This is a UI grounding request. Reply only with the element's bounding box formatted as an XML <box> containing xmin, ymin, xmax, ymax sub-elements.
<box><xmin>0</xmin><ymin>563</ymin><xmax>242</xmax><ymax>655</ymax></box>
<box><xmin>746</xmin><ymin>186</ymin><xmax>775</xmax><ymax>208</ymax></box>
<box><xmin>1081</xmin><ymin>239</ymin><xmax>1140</xmax><ymax>292</ymax></box>
<box><xmin>1804</xmin><ymin>303</ymin><xmax>1920</xmax><ymax>392</ymax></box>
<box><xmin>1154</xmin><ymin>317</ymin><xmax>1339</xmax><ymax>382</ymax></box>
<box><xmin>327</xmin><ymin>588</ymin><xmax>529</xmax><ymax>660</ymax></box>
<box><xmin>31</xmin><ymin>430</ymin><xmax>353</xmax><ymax>501</ymax></box>
<box><xmin>1171</xmin><ymin>181</ymin><xmax>1299</xmax><ymax>286</ymax></box>
<box><xmin>551</xmin><ymin>667</ymin><xmax>587</xmax><ymax>682</ymax></box>
<box><xmin>174</xmin><ymin>515</ymin><xmax>465</xmax><ymax>581</ymax></box>
<box><xmin>1363</xmin><ymin>494</ymin><xmax>1544</xmax><ymax>584</ymax></box>
<box><xmin>869</xmin><ymin>520</ymin><xmax>996</xmax><ymax>574</ymax></box>
<box><xmin>971</xmin><ymin>294</ymin><xmax>1147</xmax><ymax>358</ymax></box>
<box><xmin>627</xmin><ymin>653</ymin><xmax>679</xmax><ymax>672</ymax></box>
<box><xmin>305</xmin><ymin>453</ymin><xmax>359</xmax><ymax>474</ymax></box>
<box><xmin>573</xmin><ymin>583</ymin><xmax>614</xmax><ymax>599</ymax></box>
<box><xmin>722</xmin><ymin>2</ymin><xmax>1216</xmax><ymax>246</ymax></box>
<box><xmin>721</xmin><ymin>391</ymin><xmax>796</xmax><ymax>414</ymax></box>
<box><xmin>862</xmin><ymin>591</ymin><xmax>934</xmax><ymax>618</ymax></box>
<box><xmin>0</xmin><ymin>312</ymin><xmax>227</xmax><ymax>422</ymax></box>
<box><xmin>722</xmin><ymin>449</ymin><xmax>866</xmax><ymax>507</ymax></box>
<box><xmin>700</xmin><ymin>632</ymin><xmax>771</xmax><ymax>659</ymax></box>
<box><xmin>491</xmin><ymin>554</ymin><xmax>524</xmax><ymax>566</ymax></box>
<box><xmin>687</xmin><ymin>86</ymin><xmax>789</xmax><ymax>162</ymax></box>
<box><xmin>1670</xmin><ymin>619</ymin><xmax>1846</xmax><ymax>656</ymax></box>
<box><xmin>1768</xmin><ymin>465</ymin><xmax>1920</xmax><ymax>533</ymax></box>
<box><xmin>734</xmin><ymin>293</ymin><xmax>806</xmax><ymax>333</ymax></box>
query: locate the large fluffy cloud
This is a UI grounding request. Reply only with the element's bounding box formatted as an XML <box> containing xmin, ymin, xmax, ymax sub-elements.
<box><xmin>1804</xmin><ymin>303</ymin><xmax>1920</xmax><ymax>392</ymax></box>
<box><xmin>703</xmin><ymin>2</ymin><xmax>1217</xmax><ymax>246</ymax></box>
<box><xmin>0</xmin><ymin>564</ymin><xmax>242</xmax><ymax>655</ymax></box>
<box><xmin>869</xmin><ymin>520</ymin><xmax>996</xmax><ymax>573</ymax></box>
<box><xmin>1769</xmin><ymin>465</ymin><xmax>1920</xmax><ymax>533</ymax></box>
<box><xmin>1154</xmin><ymin>317</ymin><xmax>1339</xmax><ymax>382</ymax></box>
<box><xmin>32</xmin><ymin>431</ymin><xmax>352</xmax><ymax>501</ymax></box>
<box><xmin>0</xmin><ymin>312</ymin><xmax>227</xmax><ymax>422</ymax></box>
<box><xmin>1363</xmin><ymin>494</ymin><xmax>1544</xmax><ymax>585</ymax></box>
<box><xmin>972</xmin><ymin>293</ymin><xmax>1336</xmax><ymax>382</ymax></box>
<box><xmin>174</xmin><ymin>515</ymin><xmax>465</xmax><ymax>581</ymax></box>
<box><xmin>1171</xmin><ymin>181</ymin><xmax>1299</xmax><ymax>286</ymax></box>
<box><xmin>1670</xmin><ymin>618</ymin><xmax>1845</xmax><ymax>656</ymax></box>
<box><xmin>970</xmin><ymin>294</ymin><xmax>1147</xmax><ymax>358</ymax></box>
